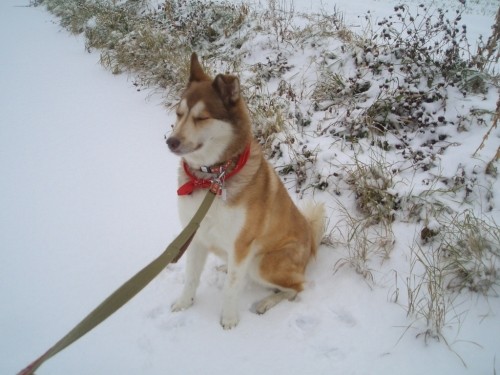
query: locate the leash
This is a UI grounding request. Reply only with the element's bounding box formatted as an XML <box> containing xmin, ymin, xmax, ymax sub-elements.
<box><xmin>18</xmin><ymin>186</ymin><xmax>218</xmax><ymax>375</ymax></box>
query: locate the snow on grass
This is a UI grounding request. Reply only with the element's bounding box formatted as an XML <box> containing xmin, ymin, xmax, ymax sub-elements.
<box><xmin>1</xmin><ymin>0</ymin><xmax>499</xmax><ymax>375</ymax></box>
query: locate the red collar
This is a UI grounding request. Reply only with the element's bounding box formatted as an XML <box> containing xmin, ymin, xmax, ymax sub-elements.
<box><xmin>177</xmin><ymin>144</ymin><xmax>251</xmax><ymax>196</ymax></box>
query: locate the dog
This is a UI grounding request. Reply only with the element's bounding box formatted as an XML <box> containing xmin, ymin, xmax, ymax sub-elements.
<box><xmin>166</xmin><ymin>53</ymin><xmax>325</xmax><ymax>329</ymax></box>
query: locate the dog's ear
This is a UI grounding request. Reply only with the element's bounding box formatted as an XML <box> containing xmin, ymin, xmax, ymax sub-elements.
<box><xmin>213</xmin><ymin>74</ymin><xmax>240</xmax><ymax>107</ymax></box>
<box><xmin>189</xmin><ymin>53</ymin><xmax>211</xmax><ymax>82</ymax></box>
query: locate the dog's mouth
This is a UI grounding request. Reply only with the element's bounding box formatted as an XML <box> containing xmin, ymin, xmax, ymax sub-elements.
<box><xmin>174</xmin><ymin>145</ymin><xmax>203</xmax><ymax>156</ymax></box>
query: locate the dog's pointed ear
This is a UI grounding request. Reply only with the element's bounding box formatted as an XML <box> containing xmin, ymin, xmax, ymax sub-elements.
<box><xmin>189</xmin><ymin>53</ymin><xmax>211</xmax><ymax>82</ymax></box>
<box><xmin>213</xmin><ymin>74</ymin><xmax>240</xmax><ymax>106</ymax></box>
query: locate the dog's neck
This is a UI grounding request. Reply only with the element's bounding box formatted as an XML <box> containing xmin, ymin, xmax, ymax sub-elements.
<box><xmin>183</xmin><ymin>144</ymin><xmax>250</xmax><ymax>176</ymax></box>
<box><xmin>177</xmin><ymin>144</ymin><xmax>251</xmax><ymax>196</ymax></box>
<box><xmin>184</xmin><ymin>140</ymin><xmax>250</xmax><ymax>173</ymax></box>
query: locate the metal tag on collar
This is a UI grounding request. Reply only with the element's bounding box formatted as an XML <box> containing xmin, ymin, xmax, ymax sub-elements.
<box><xmin>200</xmin><ymin>166</ymin><xmax>211</xmax><ymax>173</ymax></box>
<box><xmin>209</xmin><ymin>177</ymin><xmax>226</xmax><ymax>200</ymax></box>
<box><xmin>214</xmin><ymin>169</ymin><xmax>227</xmax><ymax>201</ymax></box>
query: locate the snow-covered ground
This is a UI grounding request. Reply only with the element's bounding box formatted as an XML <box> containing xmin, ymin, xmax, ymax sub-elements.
<box><xmin>1</xmin><ymin>1</ymin><xmax>499</xmax><ymax>374</ymax></box>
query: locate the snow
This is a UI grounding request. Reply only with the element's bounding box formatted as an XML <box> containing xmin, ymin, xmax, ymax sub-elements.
<box><xmin>1</xmin><ymin>1</ymin><xmax>499</xmax><ymax>375</ymax></box>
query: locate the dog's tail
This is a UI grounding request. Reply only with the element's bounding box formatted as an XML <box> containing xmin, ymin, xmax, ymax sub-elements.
<box><xmin>301</xmin><ymin>201</ymin><xmax>326</xmax><ymax>255</ymax></box>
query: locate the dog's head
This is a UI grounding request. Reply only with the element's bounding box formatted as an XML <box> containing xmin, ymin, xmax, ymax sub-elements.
<box><xmin>166</xmin><ymin>53</ymin><xmax>251</xmax><ymax>168</ymax></box>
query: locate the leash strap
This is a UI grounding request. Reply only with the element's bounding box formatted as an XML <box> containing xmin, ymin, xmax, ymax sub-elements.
<box><xmin>18</xmin><ymin>189</ymin><xmax>217</xmax><ymax>375</ymax></box>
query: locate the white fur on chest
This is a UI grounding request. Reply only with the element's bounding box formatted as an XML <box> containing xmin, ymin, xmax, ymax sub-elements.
<box><xmin>178</xmin><ymin>191</ymin><xmax>246</xmax><ymax>256</ymax></box>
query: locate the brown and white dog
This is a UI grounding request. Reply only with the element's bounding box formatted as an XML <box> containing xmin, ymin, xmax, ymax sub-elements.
<box><xmin>166</xmin><ymin>53</ymin><xmax>325</xmax><ymax>329</ymax></box>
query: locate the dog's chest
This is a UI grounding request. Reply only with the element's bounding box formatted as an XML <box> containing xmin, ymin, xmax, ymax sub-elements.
<box><xmin>178</xmin><ymin>191</ymin><xmax>246</xmax><ymax>253</ymax></box>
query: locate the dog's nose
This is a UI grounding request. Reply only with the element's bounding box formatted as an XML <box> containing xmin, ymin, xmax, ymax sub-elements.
<box><xmin>166</xmin><ymin>136</ymin><xmax>181</xmax><ymax>151</ymax></box>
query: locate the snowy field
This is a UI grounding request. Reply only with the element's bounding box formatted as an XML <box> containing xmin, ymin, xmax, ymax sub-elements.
<box><xmin>1</xmin><ymin>1</ymin><xmax>499</xmax><ymax>374</ymax></box>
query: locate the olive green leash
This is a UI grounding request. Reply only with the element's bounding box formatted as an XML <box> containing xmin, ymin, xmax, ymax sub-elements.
<box><xmin>18</xmin><ymin>188</ymin><xmax>217</xmax><ymax>375</ymax></box>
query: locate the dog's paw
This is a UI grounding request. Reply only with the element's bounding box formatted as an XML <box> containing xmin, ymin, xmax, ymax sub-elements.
<box><xmin>171</xmin><ymin>297</ymin><xmax>194</xmax><ymax>312</ymax></box>
<box><xmin>254</xmin><ymin>299</ymin><xmax>273</xmax><ymax>315</ymax></box>
<box><xmin>253</xmin><ymin>290</ymin><xmax>298</xmax><ymax>315</ymax></box>
<box><xmin>220</xmin><ymin>312</ymin><xmax>240</xmax><ymax>330</ymax></box>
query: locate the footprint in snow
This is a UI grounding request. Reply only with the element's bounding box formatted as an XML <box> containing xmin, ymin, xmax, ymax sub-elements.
<box><xmin>159</xmin><ymin>313</ymin><xmax>190</xmax><ymax>331</ymax></box>
<box><xmin>145</xmin><ymin>305</ymin><xmax>167</xmax><ymax>320</ymax></box>
<box><xmin>331</xmin><ymin>308</ymin><xmax>357</xmax><ymax>327</ymax></box>
<box><xmin>289</xmin><ymin>313</ymin><xmax>320</xmax><ymax>337</ymax></box>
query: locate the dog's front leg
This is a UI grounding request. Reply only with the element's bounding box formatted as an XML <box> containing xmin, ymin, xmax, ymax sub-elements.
<box><xmin>171</xmin><ymin>242</ymin><xmax>208</xmax><ymax>312</ymax></box>
<box><xmin>220</xmin><ymin>254</ymin><xmax>252</xmax><ymax>330</ymax></box>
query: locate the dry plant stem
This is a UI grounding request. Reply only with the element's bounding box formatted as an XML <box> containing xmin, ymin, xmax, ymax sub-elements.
<box><xmin>473</xmin><ymin>96</ymin><xmax>499</xmax><ymax>157</ymax></box>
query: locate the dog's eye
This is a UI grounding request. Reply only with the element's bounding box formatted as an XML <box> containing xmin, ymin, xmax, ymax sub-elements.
<box><xmin>195</xmin><ymin>116</ymin><xmax>210</xmax><ymax>122</ymax></box>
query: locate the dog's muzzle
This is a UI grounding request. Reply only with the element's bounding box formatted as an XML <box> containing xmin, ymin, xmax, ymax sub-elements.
<box><xmin>166</xmin><ymin>136</ymin><xmax>181</xmax><ymax>152</ymax></box>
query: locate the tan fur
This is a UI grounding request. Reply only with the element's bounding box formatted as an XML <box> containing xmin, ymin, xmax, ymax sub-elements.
<box><xmin>167</xmin><ymin>53</ymin><xmax>325</xmax><ymax>329</ymax></box>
